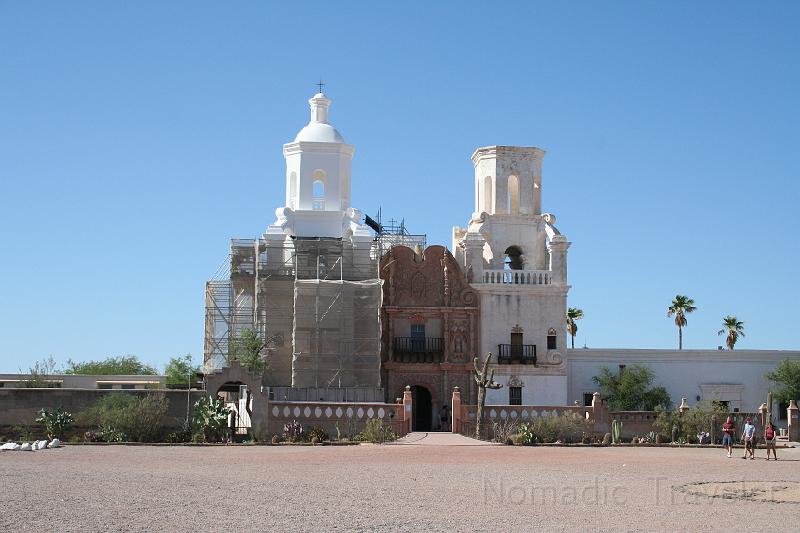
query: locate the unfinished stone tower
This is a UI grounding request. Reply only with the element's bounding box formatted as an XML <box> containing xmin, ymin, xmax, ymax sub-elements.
<box><xmin>204</xmin><ymin>92</ymin><xmax>382</xmax><ymax>389</ymax></box>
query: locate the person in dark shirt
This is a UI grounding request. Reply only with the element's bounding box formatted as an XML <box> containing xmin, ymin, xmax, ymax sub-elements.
<box><xmin>722</xmin><ymin>416</ymin><xmax>735</xmax><ymax>458</ymax></box>
<box><xmin>764</xmin><ymin>422</ymin><xmax>778</xmax><ymax>460</ymax></box>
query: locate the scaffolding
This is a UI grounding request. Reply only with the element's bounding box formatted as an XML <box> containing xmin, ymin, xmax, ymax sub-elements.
<box><xmin>368</xmin><ymin>209</ymin><xmax>427</xmax><ymax>253</ymax></box>
<box><xmin>203</xmin><ymin>236</ymin><xmax>383</xmax><ymax>388</ymax></box>
<box><xmin>204</xmin><ymin>210</ymin><xmax>427</xmax><ymax>387</ymax></box>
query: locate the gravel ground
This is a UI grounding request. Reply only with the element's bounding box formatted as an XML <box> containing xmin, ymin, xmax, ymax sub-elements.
<box><xmin>2</xmin><ymin>435</ymin><xmax>799</xmax><ymax>532</ymax></box>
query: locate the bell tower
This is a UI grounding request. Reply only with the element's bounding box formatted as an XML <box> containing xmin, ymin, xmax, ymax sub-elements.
<box><xmin>452</xmin><ymin>145</ymin><xmax>571</xmax><ymax>406</ymax></box>
<box><xmin>266</xmin><ymin>92</ymin><xmax>369</xmax><ymax>239</ymax></box>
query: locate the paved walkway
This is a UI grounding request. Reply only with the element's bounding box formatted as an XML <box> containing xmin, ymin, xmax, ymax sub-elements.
<box><xmin>393</xmin><ymin>431</ymin><xmax>497</xmax><ymax>446</ymax></box>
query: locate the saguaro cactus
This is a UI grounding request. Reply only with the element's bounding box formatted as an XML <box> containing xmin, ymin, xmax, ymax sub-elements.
<box><xmin>474</xmin><ymin>353</ymin><xmax>503</xmax><ymax>440</ymax></box>
<box><xmin>611</xmin><ymin>419</ymin><xmax>623</xmax><ymax>444</ymax></box>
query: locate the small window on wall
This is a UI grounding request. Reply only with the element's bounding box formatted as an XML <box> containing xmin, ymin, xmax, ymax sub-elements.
<box><xmin>583</xmin><ymin>393</ymin><xmax>593</xmax><ymax>407</ymax></box>
<box><xmin>97</xmin><ymin>383</ymin><xmax>112</xmax><ymax>390</ymax></box>
<box><xmin>547</xmin><ymin>328</ymin><xmax>557</xmax><ymax>350</ymax></box>
<box><xmin>121</xmin><ymin>384</ymin><xmax>135</xmax><ymax>390</ymax></box>
<box><xmin>509</xmin><ymin>386</ymin><xmax>522</xmax><ymax>405</ymax></box>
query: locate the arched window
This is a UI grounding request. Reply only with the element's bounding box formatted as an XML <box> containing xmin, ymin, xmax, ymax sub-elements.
<box><xmin>503</xmin><ymin>246</ymin><xmax>524</xmax><ymax>271</ymax></box>
<box><xmin>482</xmin><ymin>176</ymin><xmax>493</xmax><ymax>213</ymax></box>
<box><xmin>289</xmin><ymin>172</ymin><xmax>297</xmax><ymax>209</ymax></box>
<box><xmin>312</xmin><ymin>170</ymin><xmax>326</xmax><ymax>210</ymax></box>
<box><xmin>547</xmin><ymin>328</ymin><xmax>557</xmax><ymax>350</ymax></box>
<box><xmin>507</xmin><ymin>175</ymin><xmax>520</xmax><ymax>214</ymax></box>
<box><xmin>340</xmin><ymin>174</ymin><xmax>349</xmax><ymax>209</ymax></box>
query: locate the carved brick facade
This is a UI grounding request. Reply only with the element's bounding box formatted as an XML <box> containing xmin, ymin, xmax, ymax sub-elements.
<box><xmin>380</xmin><ymin>245</ymin><xmax>478</xmax><ymax>430</ymax></box>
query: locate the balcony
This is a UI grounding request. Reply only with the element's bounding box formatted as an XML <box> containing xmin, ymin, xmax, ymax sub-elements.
<box><xmin>482</xmin><ymin>269</ymin><xmax>552</xmax><ymax>286</ymax></box>
<box><xmin>392</xmin><ymin>337</ymin><xmax>444</xmax><ymax>363</ymax></box>
<box><xmin>497</xmin><ymin>344</ymin><xmax>537</xmax><ymax>365</ymax></box>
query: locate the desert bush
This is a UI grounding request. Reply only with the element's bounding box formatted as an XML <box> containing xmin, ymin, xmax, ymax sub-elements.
<box><xmin>77</xmin><ymin>393</ymin><xmax>168</xmax><ymax>442</ymax></box>
<box><xmin>165</xmin><ymin>420</ymin><xmax>193</xmax><ymax>443</ymax></box>
<box><xmin>35</xmin><ymin>407</ymin><xmax>73</xmax><ymax>440</ymax></box>
<box><xmin>357</xmin><ymin>419</ymin><xmax>396</xmax><ymax>444</ymax></box>
<box><xmin>682</xmin><ymin>401</ymin><xmax>727</xmax><ymax>440</ymax></box>
<box><xmin>655</xmin><ymin>401</ymin><xmax>727</xmax><ymax>443</ymax></box>
<box><xmin>307</xmin><ymin>426</ymin><xmax>329</xmax><ymax>443</ymax></box>
<box><xmin>516</xmin><ymin>414</ymin><xmax>588</xmax><ymax>444</ymax></box>
<box><xmin>492</xmin><ymin>418</ymin><xmax>519</xmax><ymax>444</ymax></box>
<box><xmin>271</xmin><ymin>435</ymin><xmax>282</xmax><ymax>444</ymax></box>
<box><xmin>283</xmin><ymin>420</ymin><xmax>305</xmax><ymax>442</ymax></box>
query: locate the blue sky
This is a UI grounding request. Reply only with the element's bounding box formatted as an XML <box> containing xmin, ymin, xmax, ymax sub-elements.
<box><xmin>1</xmin><ymin>1</ymin><xmax>798</xmax><ymax>373</ymax></box>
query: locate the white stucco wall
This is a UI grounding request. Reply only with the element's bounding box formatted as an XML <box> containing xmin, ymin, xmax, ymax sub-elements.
<box><xmin>485</xmin><ymin>373</ymin><xmax>567</xmax><ymax>405</ymax></box>
<box><xmin>475</xmin><ymin>285</ymin><xmax>568</xmax><ymax>362</ymax></box>
<box><xmin>566</xmin><ymin>349</ymin><xmax>800</xmax><ymax>415</ymax></box>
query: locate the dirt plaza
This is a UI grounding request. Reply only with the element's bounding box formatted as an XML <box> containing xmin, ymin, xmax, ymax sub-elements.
<box><xmin>2</xmin><ymin>435</ymin><xmax>799</xmax><ymax>532</ymax></box>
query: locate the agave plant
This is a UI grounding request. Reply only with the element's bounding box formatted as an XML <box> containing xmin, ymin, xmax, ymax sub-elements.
<box><xmin>667</xmin><ymin>295</ymin><xmax>697</xmax><ymax>350</ymax></box>
<box><xmin>718</xmin><ymin>316</ymin><xmax>745</xmax><ymax>350</ymax></box>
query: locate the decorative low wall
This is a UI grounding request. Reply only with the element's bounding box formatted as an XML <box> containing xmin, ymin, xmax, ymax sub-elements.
<box><xmin>451</xmin><ymin>388</ymin><xmax>604</xmax><ymax>439</ymax></box>
<box><xmin>267</xmin><ymin>399</ymin><xmax>409</xmax><ymax>438</ymax></box>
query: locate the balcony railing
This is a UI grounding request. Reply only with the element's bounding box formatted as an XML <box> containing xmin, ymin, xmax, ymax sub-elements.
<box><xmin>482</xmin><ymin>269</ymin><xmax>552</xmax><ymax>285</ymax></box>
<box><xmin>392</xmin><ymin>337</ymin><xmax>444</xmax><ymax>363</ymax></box>
<box><xmin>497</xmin><ymin>344</ymin><xmax>537</xmax><ymax>365</ymax></box>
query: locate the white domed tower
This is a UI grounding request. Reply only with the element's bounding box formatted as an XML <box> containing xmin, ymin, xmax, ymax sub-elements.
<box><xmin>266</xmin><ymin>92</ymin><xmax>370</xmax><ymax>239</ymax></box>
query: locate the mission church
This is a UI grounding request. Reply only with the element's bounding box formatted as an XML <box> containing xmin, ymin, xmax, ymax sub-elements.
<box><xmin>204</xmin><ymin>90</ymin><xmax>799</xmax><ymax>432</ymax></box>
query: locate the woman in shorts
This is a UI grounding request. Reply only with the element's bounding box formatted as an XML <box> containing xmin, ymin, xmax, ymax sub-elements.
<box><xmin>764</xmin><ymin>422</ymin><xmax>778</xmax><ymax>460</ymax></box>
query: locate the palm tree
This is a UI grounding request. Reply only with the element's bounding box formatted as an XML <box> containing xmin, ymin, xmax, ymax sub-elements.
<box><xmin>718</xmin><ymin>316</ymin><xmax>745</xmax><ymax>350</ymax></box>
<box><xmin>566</xmin><ymin>307</ymin><xmax>584</xmax><ymax>349</ymax></box>
<box><xmin>667</xmin><ymin>295</ymin><xmax>697</xmax><ymax>350</ymax></box>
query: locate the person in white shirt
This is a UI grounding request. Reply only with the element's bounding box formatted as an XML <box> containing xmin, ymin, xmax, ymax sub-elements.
<box><xmin>742</xmin><ymin>417</ymin><xmax>756</xmax><ymax>460</ymax></box>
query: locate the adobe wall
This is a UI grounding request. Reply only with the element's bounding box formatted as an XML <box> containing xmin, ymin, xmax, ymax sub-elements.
<box><xmin>0</xmin><ymin>388</ymin><xmax>206</xmax><ymax>428</ymax></box>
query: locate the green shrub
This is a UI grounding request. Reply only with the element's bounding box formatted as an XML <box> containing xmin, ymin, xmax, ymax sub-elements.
<box><xmin>165</xmin><ymin>421</ymin><xmax>193</xmax><ymax>444</ymax></box>
<box><xmin>357</xmin><ymin>419</ymin><xmax>396</xmax><ymax>444</ymax></box>
<box><xmin>307</xmin><ymin>426</ymin><xmax>329</xmax><ymax>443</ymax></box>
<box><xmin>516</xmin><ymin>414</ymin><xmax>588</xmax><ymax>444</ymax></box>
<box><xmin>654</xmin><ymin>401</ymin><xmax>727</xmax><ymax>443</ymax></box>
<box><xmin>13</xmin><ymin>425</ymin><xmax>33</xmax><ymax>442</ymax></box>
<box><xmin>77</xmin><ymin>393</ymin><xmax>168</xmax><ymax>442</ymax></box>
<box><xmin>35</xmin><ymin>407</ymin><xmax>73</xmax><ymax>440</ymax></box>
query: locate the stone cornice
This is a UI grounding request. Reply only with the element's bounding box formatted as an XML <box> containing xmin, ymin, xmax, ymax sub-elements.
<box><xmin>565</xmin><ymin>348</ymin><xmax>800</xmax><ymax>364</ymax></box>
<box><xmin>471</xmin><ymin>145</ymin><xmax>545</xmax><ymax>165</ymax></box>
<box><xmin>283</xmin><ymin>141</ymin><xmax>355</xmax><ymax>156</ymax></box>
<box><xmin>472</xmin><ymin>284</ymin><xmax>570</xmax><ymax>295</ymax></box>
<box><xmin>383</xmin><ymin>306</ymin><xmax>479</xmax><ymax>314</ymax></box>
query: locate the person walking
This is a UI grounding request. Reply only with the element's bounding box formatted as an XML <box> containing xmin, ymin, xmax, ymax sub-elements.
<box><xmin>439</xmin><ymin>404</ymin><xmax>450</xmax><ymax>432</ymax></box>
<box><xmin>764</xmin><ymin>422</ymin><xmax>778</xmax><ymax>460</ymax></box>
<box><xmin>722</xmin><ymin>416</ymin><xmax>735</xmax><ymax>458</ymax></box>
<box><xmin>742</xmin><ymin>417</ymin><xmax>756</xmax><ymax>460</ymax></box>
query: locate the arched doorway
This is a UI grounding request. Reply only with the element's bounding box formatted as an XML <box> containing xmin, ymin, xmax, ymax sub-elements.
<box><xmin>411</xmin><ymin>385</ymin><xmax>432</xmax><ymax>431</ymax></box>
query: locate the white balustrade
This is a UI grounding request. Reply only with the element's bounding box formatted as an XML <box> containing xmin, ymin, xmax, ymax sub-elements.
<box><xmin>481</xmin><ymin>269</ymin><xmax>553</xmax><ymax>285</ymax></box>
